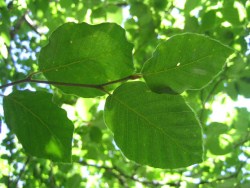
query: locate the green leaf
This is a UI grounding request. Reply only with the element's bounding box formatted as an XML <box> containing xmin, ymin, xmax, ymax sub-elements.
<box><xmin>184</xmin><ymin>16</ymin><xmax>199</xmax><ymax>32</ymax></box>
<box><xmin>3</xmin><ymin>90</ymin><xmax>74</xmax><ymax>162</ymax></box>
<box><xmin>236</xmin><ymin>79</ymin><xmax>250</xmax><ymax>98</ymax></box>
<box><xmin>39</xmin><ymin>22</ymin><xmax>134</xmax><ymax>98</ymax></box>
<box><xmin>185</xmin><ymin>0</ymin><xmax>200</xmax><ymax>12</ymax></box>
<box><xmin>205</xmin><ymin>122</ymin><xmax>232</xmax><ymax>155</ymax></box>
<box><xmin>104</xmin><ymin>81</ymin><xmax>203</xmax><ymax>169</ymax></box>
<box><xmin>222</xmin><ymin>0</ymin><xmax>241</xmax><ymax>25</ymax></box>
<box><xmin>142</xmin><ymin>33</ymin><xmax>233</xmax><ymax>94</ymax></box>
<box><xmin>89</xmin><ymin>126</ymin><xmax>103</xmax><ymax>143</ymax></box>
<box><xmin>201</xmin><ymin>10</ymin><xmax>217</xmax><ymax>31</ymax></box>
<box><xmin>65</xmin><ymin>174</ymin><xmax>82</xmax><ymax>188</ymax></box>
<box><xmin>233</xmin><ymin>108</ymin><xmax>250</xmax><ymax>133</ymax></box>
<box><xmin>206</xmin><ymin>122</ymin><xmax>228</xmax><ymax>135</ymax></box>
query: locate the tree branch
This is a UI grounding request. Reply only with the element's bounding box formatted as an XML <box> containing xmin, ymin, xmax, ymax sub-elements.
<box><xmin>10</xmin><ymin>10</ymin><xmax>28</xmax><ymax>39</ymax></box>
<box><xmin>199</xmin><ymin>77</ymin><xmax>225</xmax><ymax>124</ymax></box>
<box><xmin>198</xmin><ymin>160</ymin><xmax>247</xmax><ymax>186</ymax></box>
<box><xmin>78</xmin><ymin>160</ymin><xmax>180</xmax><ymax>187</ymax></box>
<box><xmin>24</xmin><ymin>12</ymin><xmax>42</xmax><ymax>35</ymax></box>
<box><xmin>12</xmin><ymin>157</ymin><xmax>30</xmax><ymax>187</ymax></box>
<box><xmin>0</xmin><ymin>74</ymin><xmax>142</xmax><ymax>94</ymax></box>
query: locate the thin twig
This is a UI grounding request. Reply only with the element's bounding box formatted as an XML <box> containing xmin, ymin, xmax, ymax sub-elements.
<box><xmin>10</xmin><ymin>10</ymin><xmax>29</xmax><ymax>39</ymax></box>
<box><xmin>0</xmin><ymin>74</ymin><xmax>142</xmax><ymax>94</ymax></box>
<box><xmin>49</xmin><ymin>162</ymin><xmax>56</xmax><ymax>188</ymax></box>
<box><xmin>12</xmin><ymin>157</ymin><xmax>30</xmax><ymax>187</ymax></box>
<box><xmin>198</xmin><ymin>159</ymin><xmax>247</xmax><ymax>185</ymax></box>
<box><xmin>78</xmin><ymin>160</ymin><xmax>179</xmax><ymax>187</ymax></box>
<box><xmin>199</xmin><ymin>77</ymin><xmax>225</xmax><ymax>124</ymax></box>
<box><xmin>99</xmin><ymin>74</ymin><xmax>142</xmax><ymax>87</ymax></box>
<box><xmin>24</xmin><ymin>13</ymin><xmax>42</xmax><ymax>35</ymax></box>
<box><xmin>0</xmin><ymin>78</ymin><xmax>31</xmax><ymax>90</ymax></box>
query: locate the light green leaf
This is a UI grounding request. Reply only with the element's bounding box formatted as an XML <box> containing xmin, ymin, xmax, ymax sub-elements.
<box><xmin>206</xmin><ymin>122</ymin><xmax>228</xmax><ymax>135</ymax></box>
<box><xmin>142</xmin><ymin>33</ymin><xmax>233</xmax><ymax>94</ymax></box>
<box><xmin>104</xmin><ymin>81</ymin><xmax>203</xmax><ymax>169</ymax></box>
<box><xmin>3</xmin><ymin>90</ymin><xmax>74</xmax><ymax>162</ymax></box>
<box><xmin>205</xmin><ymin>122</ymin><xmax>232</xmax><ymax>155</ymax></box>
<box><xmin>39</xmin><ymin>22</ymin><xmax>134</xmax><ymax>98</ymax></box>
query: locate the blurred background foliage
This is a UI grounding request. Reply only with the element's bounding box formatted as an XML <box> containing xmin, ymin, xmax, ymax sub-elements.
<box><xmin>0</xmin><ymin>0</ymin><xmax>250</xmax><ymax>187</ymax></box>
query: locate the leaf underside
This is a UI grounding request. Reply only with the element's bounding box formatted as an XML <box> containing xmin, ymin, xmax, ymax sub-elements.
<box><xmin>142</xmin><ymin>33</ymin><xmax>233</xmax><ymax>94</ymax></box>
<box><xmin>3</xmin><ymin>90</ymin><xmax>74</xmax><ymax>162</ymax></box>
<box><xmin>104</xmin><ymin>81</ymin><xmax>203</xmax><ymax>169</ymax></box>
<box><xmin>39</xmin><ymin>22</ymin><xmax>135</xmax><ymax>98</ymax></box>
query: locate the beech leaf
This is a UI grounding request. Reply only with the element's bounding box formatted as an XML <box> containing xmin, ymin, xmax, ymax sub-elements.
<box><xmin>39</xmin><ymin>22</ymin><xmax>134</xmax><ymax>97</ymax></box>
<box><xmin>104</xmin><ymin>81</ymin><xmax>203</xmax><ymax>169</ymax></box>
<box><xmin>3</xmin><ymin>90</ymin><xmax>74</xmax><ymax>162</ymax></box>
<box><xmin>142</xmin><ymin>33</ymin><xmax>233</xmax><ymax>94</ymax></box>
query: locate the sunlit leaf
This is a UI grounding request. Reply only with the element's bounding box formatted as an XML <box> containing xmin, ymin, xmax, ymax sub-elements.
<box><xmin>142</xmin><ymin>33</ymin><xmax>233</xmax><ymax>94</ymax></box>
<box><xmin>39</xmin><ymin>22</ymin><xmax>134</xmax><ymax>97</ymax></box>
<box><xmin>3</xmin><ymin>90</ymin><xmax>74</xmax><ymax>162</ymax></box>
<box><xmin>104</xmin><ymin>81</ymin><xmax>203</xmax><ymax>169</ymax></box>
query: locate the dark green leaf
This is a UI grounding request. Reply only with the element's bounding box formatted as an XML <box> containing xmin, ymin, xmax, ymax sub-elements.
<box><xmin>201</xmin><ymin>10</ymin><xmax>217</xmax><ymax>31</ymax></box>
<box><xmin>247</xmin><ymin>2</ymin><xmax>250</xmax><ymax>21</ymax></box>
<box><xmin>150</xmin><ymin>0</ymin><xmax>168</xmax><ymax>10</ymax></box>
<box><xmin>185</xmin><ymin>0</ymin><xmax>200</xmax><ymax>12</ymax></box>
<box><xmin>89</xmin><ymin>126</ymin><xmax>102</xmax><ymax>143</ymax></box>
<box><xmin>3</xmin><ymin>90</ymin><xmax>74</xmax><ymax>162</ymax></box>
<box><xmin>184</xmin><ymin>16</ymin><xmax>199</xmax><ymax>32</ymax></box>
<box><xmin>236</xmin><ymin>79</ymin><xmax>250</xmax><ymax>98</ymax></box>
<box><xmin>222</xmin><ymin>0</ymin><xmax>241</xmax><ymax>25</ymax></box>
<box><xmin>65</xmin><ymin>174</ymin><xmax>82</xmax><ymax>188</ymax></box>
<box><xmin>104</xmin><ymin>81</ymin><xmax>203</xmax><ymax>169</ymax></box>
<box><xmin>39</xmin><ymin>22</ymin><xmax>134</xmax><ymax>97</ymax></box>
<box><xmin>142</xmin><ymin>33</ymin><xmax>233</xmax><ymax>94</ymax></box>
<box><xmin>205</xmin><ymin>122</ymin><xmax>232</xmax><ymax>155</ymax></box>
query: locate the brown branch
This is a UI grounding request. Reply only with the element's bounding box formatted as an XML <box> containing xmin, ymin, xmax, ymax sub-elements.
<box><xmin>78</xmin><ymin>160</ymin><xmax>179</xmax><ymax>187</ymax></box>
<box><xmin>0</xmin><ymin>74</ymin><xmax>142</xmax><ymax>94</ymax></box>
<box><xmin>0</xmin><ymin>78</ymin><xmax>31</xmax><ymax>90</ymax></box>
<box><xmin>99</xmin><ymin>74</ymin><xmax>142</xmax><ymax>87</ymax></box>
<box><xmin>10</xmin><ymin>10</ymin><xmax>29</xmax><ymax>39</ymax></box>
<box><xmin>24</xmin><ymin>13</ymin><xmax>42</xmax><ymax>35</ymax></box>
<box><xmin>105</xmin><ymin>2</ymin><xmax>128</xmax><ymax>7</ymax></box>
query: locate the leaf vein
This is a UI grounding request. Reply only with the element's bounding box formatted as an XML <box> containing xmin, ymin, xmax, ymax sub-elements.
<box><xmin>113</xmin><ymin>96</ymin><xmax>191</xmax><ymax>152</ymax></box>
<box><xmin>7</xmin><ymin>96</ymin><xmax>63</xmax><ymax>148</ymax></box>
<box><xmin>144</xmin><ymin>54</ymin><xmax>212</xmax><ymax>76</ymax></box>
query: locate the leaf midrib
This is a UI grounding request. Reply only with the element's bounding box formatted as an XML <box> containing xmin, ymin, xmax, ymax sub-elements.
<box><xmin>143</xmin><ymin>54</ymin><xmax>212</xmax><ymax>77</ymax></box>
<box><xmin>7</xmin><ymin>96</ymin><xmax>63</xmax><ymax>148</ymax></box>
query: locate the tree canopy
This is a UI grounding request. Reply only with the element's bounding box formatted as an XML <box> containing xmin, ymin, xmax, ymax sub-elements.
<box><xmin>0</xmin><ymin>0</ymin><xmax>250</xmax><ymax>187</ymax></box>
